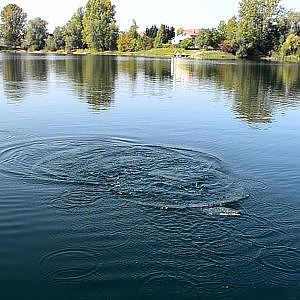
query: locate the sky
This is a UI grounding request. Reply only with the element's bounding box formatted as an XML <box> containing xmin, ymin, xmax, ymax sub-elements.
<box><xmin>1</xmin><ymin>0</ymin><xmax>299</xmax><ymax>33</ymax></box>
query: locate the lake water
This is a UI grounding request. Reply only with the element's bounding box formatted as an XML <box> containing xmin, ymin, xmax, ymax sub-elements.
<box><xmin>0</xmin><ymin>54</ymin><xmax>299</xmax><ymax>299</ymax></box>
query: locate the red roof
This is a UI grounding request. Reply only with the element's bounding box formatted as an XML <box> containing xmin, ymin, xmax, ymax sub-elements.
<box><xmin>183</xmin><ymin>29</ymin><xmax>200</xmax><ymax>36</ymax></box>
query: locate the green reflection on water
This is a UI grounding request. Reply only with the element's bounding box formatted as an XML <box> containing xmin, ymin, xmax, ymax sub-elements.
<box><xmin>1</xmin><ymin>54</ymin><xmax>300</xmax><ymax>124</ymax></box>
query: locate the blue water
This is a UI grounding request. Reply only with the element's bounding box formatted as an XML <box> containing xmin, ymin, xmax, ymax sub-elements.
<box><xmin>0</xmin><ymin>54</ymin><xmax>299</xmax><ymax>299</ymax></box>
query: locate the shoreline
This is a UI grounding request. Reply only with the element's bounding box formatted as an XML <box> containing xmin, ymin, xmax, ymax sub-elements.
<box><xmin>0</xmin><ymin>48</ymin><xmax>238</xmax><ymax>60</ymax></box>
<box><xmin>1</xmin><ymin>48</ymin><xmax>299</xmax><ymax>63</ymax></box>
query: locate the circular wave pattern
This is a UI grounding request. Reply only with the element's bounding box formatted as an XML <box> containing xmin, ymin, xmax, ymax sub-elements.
<box><xmin>0</xmin><ymin>138</ymin><xmax>249</xmax><ymax>209</ymax></box>
<box><xmin>40</xmin><ymin>249</ymin><xmax>100</xmax><ymax>281</ymax></box>
<box><xmin>49</xmin><ymin>188</ymin><xmax>102</xmax><ymax>209</ymax></box>
<box><xmin>0</xmin><ymin>131</ymin><xmax>15</xmax><ymax>145</ymax></box>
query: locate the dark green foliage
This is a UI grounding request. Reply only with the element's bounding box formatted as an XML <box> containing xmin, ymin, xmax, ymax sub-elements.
<box><xmin>0</xmin><ymin>4</ymin><xmax>27</xmax><ymax>48</ymax></box>
<box><xmin>146</xmin><ymin>25</ymin><xmax>158</xmax><ymax>38</ymax></box>
<box><xmin>146</xmin><ymin>24</ymin><xmax>174</xmax><ymax>42</ymax></box>
<box><xmin>163</xmin><ymin>25</ymin><xmax>175</xmax><ymax>43</ymax></box>
<box><xmin>235</xmin><ymin>0</ymin><xmax>283</xmax><ymax>57</ymax></box>
<box><xmin>140</xmin><ymin>36</ymin><xmax>153</xmax><ymax>50</ymax></box>
<box><xmin>196</xmin><ymin>28</ymin><xmax>222</xmax><ymax>49</ymax></box>
<box><xmin>23</xmin><ymin>18</ymin><xmax>48</xmax><ymax>51</ymax></box>
<box><xmin>46</xmin><ymin>26</ymin><xmax>66</xmax><ymax>51</ymax></box>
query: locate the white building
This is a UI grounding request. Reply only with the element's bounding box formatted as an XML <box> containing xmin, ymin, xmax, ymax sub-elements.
<box><xmin>172</xmin><ymin>29</ymin><xmax>200</xmax><ymax>45</ymax></box>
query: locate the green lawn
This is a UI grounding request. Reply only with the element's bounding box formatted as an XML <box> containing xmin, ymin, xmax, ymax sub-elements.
<box><xmin>77</xmin><ymin>48</ymin><xmax>237</xmax><ymax>60</ymax></box>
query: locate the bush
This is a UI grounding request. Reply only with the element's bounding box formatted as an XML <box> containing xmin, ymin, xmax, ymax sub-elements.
<box><xmin>181</xmin><ymin>38</ymin><xmax>193</xmax><ymax>50</ymax></box>
<box><xmin>140</xmin><ymin>36</ymin><xmax>153</xmax><ymax>50</ymax></box>
<box><xmin>117</xmin><ymin>33</ymin><xmax>141</xmax><ymax>52</ymax></box>
<box><xmin>281</xmin><ymin>34</ymin><xmax>300</xmax><ymax>56</ymax></box>
<box><xmin>219</xmin><ymin>40</ymin><xmax>235</xmax><ymax>53</ymax></box>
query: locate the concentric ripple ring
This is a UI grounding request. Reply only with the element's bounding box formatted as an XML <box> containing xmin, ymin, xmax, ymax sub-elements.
<box><xmin>0</xmin><ymin>137</ymin><xmax>250</xmax><ymax>209</ymax></box>
<box><xmin>40</xmin><ymin>248</ymin><xmax>100</xmax><ymax>281</ymax></box>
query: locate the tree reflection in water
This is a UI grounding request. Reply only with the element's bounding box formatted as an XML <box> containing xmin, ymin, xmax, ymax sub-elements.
<box><xmin>1</xmin><ymin>53</ymin><xmax>300</xmax><ymax>124</ymax></box>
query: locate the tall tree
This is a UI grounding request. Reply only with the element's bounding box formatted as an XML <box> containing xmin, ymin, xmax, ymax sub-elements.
<box><xmin>196</xmin><ymin>28</ymin><xmax>222</xmax><ymax>49</ymax></box>
<box><xmin>285</xmin><ymin>11</ymin><xmax>300</xmax><ymax>35</ymax></box>
<box><xmin>64</xmin><ymin>7</ymin><xmax>85</xmax><ymax>50</ymax></box>
<box><xmin>83</xmin><ymin>0</ymin><xmax>118</xmax><ymax>51</ymax></box>
<box><xmin>128</xmin><ymin>19</ymin><xmax>139</xmax><ymax>39</ymax></box>
<box><xmin>117</xmin><ymin>20</ymin><xmax>141</xmax><ymax>52</ymax></box>
<box><xmin>23</xmin><ymin>17</ymin><xmax>48</xmax><ymax>51</ymax></box>
<box><xmin>46</xmin><ymin>26</ymin><xmax>66</xmax><ymax>51</ymax></box>
<box><xmin>154</xmin><ymin>25</ymin><xmax>165</xmax><ymax>48</ymax></box>
<box><xmin>163</xmin><ymin>25</ymin><xmax>175</xmax><ymax>43</ymax></box>
<box><xmin>0</xmin><ymin>4</ymin><xmax>27</xmax><ymax>48</ymax></box>
<box><xmin>236</xmin><ymin>0</ymin><xmax>283</xmax><ymax>57</ymax></box>
<box><xmin>146</xmin><ymin>25</ymin><xmax>158</xmax><ymax>38</ymax></box>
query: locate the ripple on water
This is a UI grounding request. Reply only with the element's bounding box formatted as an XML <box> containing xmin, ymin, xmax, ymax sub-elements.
<box><xmin>260</xmin><ymin>247</ymin><xmax>300</xmax><ymax>284</ymax></box>
<box><xmin>0</xmin><ymin>137</ymin><xmax>250</xmax><ymax>210</ymax></box>
<box><xmin>40</xmin><ymin>248</ymin><xmax>100</xmax><ymax>281</ymax></box>
<box><xmin>49</xmin><ymin>187</ymin><xmax>104</xmax><ymax>210</ymax></box>
<box><xmin>0</xmin><ymin>131</ymin><xmax>16</xmax><ymax>146</ymax></box>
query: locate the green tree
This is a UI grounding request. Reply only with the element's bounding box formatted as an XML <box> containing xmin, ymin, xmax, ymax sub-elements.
<box><xmin>128</xmin><ymin>19</ymin><xmax>139</xmax><ymax>39</ymax></box>
<box><xmin>177</xmin><ymin>27</ymin><xmax>184</xmax><ymax>35</ymax></box>
<box><xmin>236</xmin><ymin>0</ymin><xmax>283</xmax><ymax>57</ymax></box>
<box><xmin>83</xmin><ymin>0</ymin><xmax>118</xmax><ymax>51</ymax></box>
<box><xmin>146</xmin><ymin>25</ymin><xmax>158</xmax><ymax>38</ymax></box>
<box><xmin>281</xmin><ymin>33</ymin><xmax>300</xmax><ymax>57</ymax></box>
<box><xmin>0</xmin><ymin>4</ymin><xmax>27</xmax><ymax>48</ymax></box>
<box><xmin>217</xmin><ymin>21</ymin><xmax>227</xmax><ymax>42</ymax></box>
<box><xmin>154</xmin><ymin>25</ymin><xmax>165</xmax><ymax>48</ymax></box>
<box><xmin>23</xmin><ymin>17</ymin><xmax>48</xmax><ymax>51</ymax></box>
<box><xmin>225</xmin><ymin>17</ymin><xmax>238</xmax><ymax>41</ymax></box>
<box><xmin>165</xmin><ymin>26</ymin><xmax>175</xmax><ymax>42</ymax></box>
<box><xmin>46</xmin><ymin>26</ymin><xmax>66</xmax><ymax>51</ymax></box>
<box><xmin>285</xmin><ymin>11</ymin><xmax>300</xmax><ymax>35</ymax></box>
<box><xmin>140</xmin><ymin>35</ymin><xmax>153</xmax><ymax>50</ymax></box>
<box><xmin>181</xmin><ymin>38</ymin><xmax>193</xmax><ymax>50</ymax></box>
<box><xmin>217</xmin><ymin>17</ymin><xmax>239</xmax><ymax>53</ymax></box>
<box><xmin>145</xmin><ymin>24</ymin><xmax>174</xmax><ymax>43</ymax></box>
<box><xmin>64</xmin><ymin>7</ymin><xmax>85</xmax><ymax>50</ymax></box>
<box><xmin>196</xmin><ymin>28</ymin><xmax>221</xmax><ymax>49</ymax></box>
<box><xmin>117</xmin><ymin>20</ymin><xmax>141</xmax><ymax>52</ymax></box>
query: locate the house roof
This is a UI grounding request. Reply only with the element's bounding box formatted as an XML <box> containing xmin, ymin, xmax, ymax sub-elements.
<box><xmin>182</xmin><ymin>29</ymin><xmax>200</xmax><ymax>37</ymax></box>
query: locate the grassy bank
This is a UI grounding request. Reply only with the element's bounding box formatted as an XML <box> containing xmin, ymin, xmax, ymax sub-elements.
<box><xmin>75</xmin><ymin>48</ymin><xmax>237</xmax><ymax>60</ymax></box>
<box><xmin>0</xmin><ymin>47</ymin><xmax>237</xmax><ymax>60</ymax></box>
<box><xmin>3</xmin><ymin>48</ymin><xmax>299</xmax><ymax>63</ymax></box>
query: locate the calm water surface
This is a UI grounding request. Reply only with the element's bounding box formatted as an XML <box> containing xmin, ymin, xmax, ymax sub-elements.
<box><xmin>0</xmin><ymin>54</ymin><xmax>299</xmax><ymax>299</ymax></box>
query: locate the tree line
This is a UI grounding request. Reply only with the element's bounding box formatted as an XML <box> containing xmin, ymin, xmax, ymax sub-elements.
<box><xmin>0</xmin><ymin>0</ymin><xmax>299</xmax><ymax>58</ymax></box>
<box><xmin>195</xmin><ymin>0</ymin><xmax>300</xmax><ymax>58</ymax></box>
